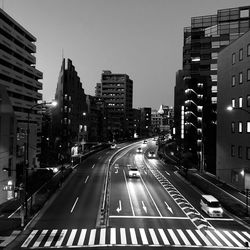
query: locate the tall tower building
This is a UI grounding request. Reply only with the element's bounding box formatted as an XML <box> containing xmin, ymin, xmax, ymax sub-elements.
<box><xmin>97</xmin><ymin>70</ymin><xmax>133</xmax><ymax>141</ymax></box>
<box><xmin>0</xmin><ymin>9</ymin><xmax>43</xmax><ymax>203</ymax></box>
<box><xmin>178</xmin><ymin>6</ymin><xmax>250</xmax><ymax>173</ymax></box>
<box><xmin>52</xmin><ymin>58</ymin><xmax>87</xmax><ymax>160</ymax></box>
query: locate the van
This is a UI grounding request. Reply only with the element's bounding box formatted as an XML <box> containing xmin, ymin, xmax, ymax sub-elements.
<box><xmin>200</xmin><ymin>195</ymin><xmax>223</xmax><ymax>217</ymax></box>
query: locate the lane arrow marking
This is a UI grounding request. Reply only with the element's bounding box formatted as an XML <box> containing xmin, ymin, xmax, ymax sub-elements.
<box><xmin>142</xmin><ymin>201</ymin><xmax>148</xmax><ymax>213</ymax></box>
<box><xmin>116</xmin><ymin>200</ymin><xmax>122</xmax><ymax>213</ymax></box>
<box><xmin>164</xmin><ymin>201</ymin><xmax>173</xmax><ymax>214</ymax></box>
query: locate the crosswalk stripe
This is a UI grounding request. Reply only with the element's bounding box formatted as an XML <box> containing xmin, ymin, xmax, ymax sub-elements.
<box><xmin>186</xmin><ymin>229</ymin><xmax>201</xmax><ymax>246</ymax></box>
<box><xmin>44</xmin><ymin>229</ymin><xmax>57</xmax><ymax>247</ymax></box>
<box><xmin>99</xmin><ymin>228</ymin><xmax>106</xmax><ymax>245</ymax></box>
<box><xmin>55</xmin><ymin>229</ymin><xmax>67</xmax><ymax>247</ymax></box>
<box><xmin>196</xmin><ymin>230</ymin><xmax>212</xmax><ymax>246</ymax></box>
<box><xmin>21</xmin><ymin>229</ymin><xmax>38</xmax><ymax>248</ymax></box>
<box><xmin>224</xmin><ymin>231</ymin><xmax>243</xmax><ymax>247</ymax></box>
<box><xmin>149</xmin><ymin>228</ymin><xmax>159</xmax><ymax>245</ymax></box>
<box><xmin>233</xmin><ymin>231</ymin><xmax>248</xmax><ymax>244</ymax></box>
<box><xmin>214</xmin><ymin>230</ymin><xmax>233</xmax><ymax>247</ymax></box>
<box><xmin>158</xmin><ymin>229</ymin><xmax>170</xmax><ymax>245</ymax></box>
<box><xmin>67</xmin><ymin>229</ymin><xmax>77</xmax><ymax>246</ymax></box>
<box><xmin>120</xmin><ymin>228</ymin><xmax>127</xmax><ymax>245</ymax></box>
<box><xmin>77</xmin><ymin>229</ymin><xmax>86</xmax><ymax>246</ymax></box>
<box><xmin>88</xmin><ymin>229</ymin><xmax>96</xmax><ymax>245</ymax></box>
<box><xmin>33</xmin><ymin>229</ymin><xmax>48</xmax><ymax>247</ymax></box>
<box><xmin>110</xmin><ymin>228</ymin><xmax>116</xmax><ymax>245</ymax></box>
<box><xmin>139</xmin><ymin>228</ymin><xmax>148</xmax><ymax>245</ymax></box>
<box><xmin>168</xmin><ymin>229</ymin><xmax>180</xmax><ymax>245</ymax></box>
<box><xmin>205</xmin><ymin>230</ymin><xmax>223</xmax><ymax>246</ymax></box>
<box><xmin>130</xmin><ymin>228</ymin><xmax>138</xmax><ymax>245</ymax></box>
<box><xmin>243</xmin><ymin>231</ymin><xmax>250</xmax><ymax>240</ymax></box>
<box><xmin>177</xmin><ymin>229</ymin><xmax>191</xmax><ymax>245</ymax></box>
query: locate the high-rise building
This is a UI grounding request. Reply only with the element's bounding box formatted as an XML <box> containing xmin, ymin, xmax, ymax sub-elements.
<box><xmin>0</xmin><ymin>9</ymin><xmax>43</xmax><ymax>203</ymax></box>
<box><xmin>217</xmin><ymin>30</ymin><xmax>250</xmax><ymax>191</ymax></box>
<box><xmin>96</xmin><ymin>70</ymin><xmax>133</xmax><ymax>141</ymax></box>
<box><xmin>176</xmin><ymin>6</ymin><xmax>250</xmax><ymax>173</ymax></box>
<box><xmin>151</xmin><ymin>109</ymin><xmax>161</xmax><ymax>134</ymax></box>
<box><xmin>52</xmin><ymin>58</ymin><xmax>87</xmax><ymax>160</ymax></box>
<box><xmin>140</xmin><ymin>107</ymin><xmax>151</xmax><ymax>137</ymax></box>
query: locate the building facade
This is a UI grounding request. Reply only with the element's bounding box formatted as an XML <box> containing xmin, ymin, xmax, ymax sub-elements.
<box><xmin>151</xmin><ymin>109</ymin><xmax>161</xmax><ymax>135</ymax></box>
<box><xmin>177</xmin><ymin>6</ymin><xmax>250</xmax><ymax>173</ymax></box>
<box><xmin>217</xmin><ymin>30</ymin><xmax>250</xmax><ymax>191</ymax></box>
<box><xmin>52</xmin><ymin>58</ymin><xmax>87</xmax><ymax>160</ymax></box>
<box><xmin>0</xmin><ymin>9</ymin><xmax>43</xmax><ymax>203</ymax></box>
<box><xmin>140</xmin><ymin>107</ymin><xmax>151</xmax><ymax>137</ymax></box>
<box><xmin>96</xmin><ymin>70</ymin><xmax>133</xmax><ymax>141</ymax></box>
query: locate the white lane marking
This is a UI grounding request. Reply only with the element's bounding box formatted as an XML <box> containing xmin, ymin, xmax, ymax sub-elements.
<box><xmin>130</xmin><ymin>228</ymin><xmax>138</xmax><ymax>245</ymax></box>
<box><xmin>141</xmin><ymin>201</ymin><xmax>147</xmax><ymax>213</ymax></box>
<box><xmin>88</xmin><ymin>229</ymin><xmax>96</xmax><ymax>245</ymax></box>
<box><xmin>77</xmin><ymin>229</ymin><xmax>87</xmax><ymax>246</ymax></box>
<box><xmin>116</xmin><ymin>200</ymin><xmax>122</xmax><ymax>213</ymax></box>
<box><xmin>120</xmin><ymin>228</ymin><xmax>127</xmax><ymax>245</ymax></box>
<box><xmin>168</xmin><ymin>229</ymin><xmax>180</xmax><ymax>245</ymax></box>
<box><xmin>92</xmin><ymin>164</ymin><xmax>95</xmax><ymax>168</ymax></box>
<box><xmin>177</xmin><ymin>229</ymin><xmax>190</xmax><ymax>245</ymax></box>
<box><xmin>44</xmin><ymin>229</ymin><xmax>57</xmax><ymax>247</ymax></box>
<box><xmin>205</xmin><ymin>230</ymin><xmax>223</xmax><ymax>246</ymax></box>
<box><xmin>139</xmin><ymin>228</ymin><xmax>148</xmax><ymax>245</ymax></box>
<box><xmin>21</xmin><ymin>230</ymin><xmax>38</xmax><ymax>247</ymax></box>
<box><xmin>110</xmin><ymin>228</ymin><xmax>116</xmax><ymax>245</ymax></box>
<box><xmin>196</xmin><ymin>230</ymin><xmax>212</xmax><ymax>246</ymax></box>
<box><xmin>99</xmin><ymin>228</ymin><xmax>106</xmax><ymax>245</ymax></box>
<box><xmin>164</xmin><ymin>201</ymin><xmax>173</xmax><ymax>214</ymax></box>
<box><xmin>149</xmin><ymin>228</ymin><xmax>159</xmax><ymax>245</ymax></box>
<box><xmin>243</xmin><ymin>231</ymin><xmax>250</xmax><ymax>239</ymax></box>
<box><xmin>85</xmin><ymin>176</ymin><xmax>89</xmax><ymax>183</ymax></box>
<box><xmin>33</xmin><ymin>230</ymin><xmax>48</xmax><ymax>247</ymax></box>
<box><xmin>165</xmin><ymin>171</ymin><xmax>170</xmax><ymax>176</ymax></box>
<box><xmin>224</xmin><ymin>231</ymin><xmax>244</xmax><ymax>247</ymax></box>
<box><xmin>233</xmin><ymin>231</ymin><xmax>248</xmax><ymax>245</ymax></box>
<box><xmin>67</xmin><ymin>229</ymin><xmax>77</xmax><ymax>246</ymax></box>
<box><xmin>70</xmin><ymin>197</ymin><xmax>79</xmax><ymax>213</ymax></box>
<box><xmin>123</xmin><ymin>169</ymin><xmax>135</xmax><ymax>216</ymax></box>
<box><xmin>158</xmin><ymin>229</ymin><xmax>170</xmax><ymax>245</ymax></box>
<box><xmin>214</xmin><ymin>230</ymin><xmax>233</xmax><ymax>247</ymax></box>
<box><xmin>55</xmin><ymin>229</ymin><xmax>67</xmax><ymax>246</ymax></box>
<box><xmin>187</xmin><ymin>229</ymin><xmax>201</xmax><ymax>246</ymax></box>
<box><xmin>109</xmin><ymin>215</ymin><xmax>188</xmax><ymax>219</ymax></box>
<box><xmin>140</xmin><ymin>175</ymin><xmax>163</xmax><ymax>217</ymax></box>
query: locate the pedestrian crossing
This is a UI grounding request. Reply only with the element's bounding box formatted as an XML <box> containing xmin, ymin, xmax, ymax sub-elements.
<box><xmin>21</xmin><ymin>227</ymin><xmax>250</xmax><ymax>248</ymax></box>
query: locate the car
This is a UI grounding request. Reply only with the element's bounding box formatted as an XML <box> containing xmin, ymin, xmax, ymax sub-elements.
<box><xmin>136</xmin><ymin>147</ymin><xmax>142</xmax><ymax>153</ymax></box>
<box><xmin>148</xmin><ymin>151</ymin><xmax>156</xmax><ymax>158</ymax></box>
<box><xmin>200</xmin><ymin>195</ymin><xmax>223</xmax><ymax>217</ymax></box>
<box><xmin>128</xmin><ymin>167</ymin><xmax>140</xmax><ymax>178</ymax></box>
<box><xmin>110</xmin><ymin>144</ymin><xmax>117</xmax><ymax>149</ymax></box>
<box><xmin>143</xmin><ymin>140</ymin><xmax>147</xmax><ymax>144</ymax></box>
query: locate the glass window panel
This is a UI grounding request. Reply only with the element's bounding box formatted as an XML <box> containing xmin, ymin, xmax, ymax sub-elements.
<box><xmin>232</xmin><ymin>75</ymin><xmax>236</xmax><ymax>86</ymax></box>
<box><xmin>239</xmin><ymin>121</ymin><xmax>243</xmax><ymax>133</ymax></box>
<box><xmin>239</xmin><ymin>97</ymin><xmax>243</xmax><ymax>107</ymax></box>
<box><xmin>231</xmin><ymin>145</ymin><xmax>236</xmax><ymax>157</ymax></box>
<box><xmin>230</xmin><ymin>22</ymin><xmax>239</xmax><ymax>29</ymax></box>
<box><xmin>211</xmin><ymin>75</ymin><xmax>217</xmax><ymax>81</ymax></box>
<box><xmin>232</xmin><ymin>122</ymin><xmax>235</xmax><ymax>133</ymax></box>
<box><xmin>240</xmin><ymin>9</ymin><xmax>249</xmax><ymax>18</ymax></box>
<box><xmin>232</xmin><ymin>53</ymin><xmax>236</xmax><ymax>64</ymax></box>
<box><xmin>239</xmin><ymin>48</ymin><xmax>243</xmax><ymax>60</ymax></box>
<box><xmin>232</xmin><ymin>99</ymin><xmax>235</xmax><ymax>107</ymax></box>
<box><xmin>239</xmin><ymin>72</ymin><xmax>243</xmax><ymax>84</ymax></box>
<box><xmin>248</xmin><ymin>69</ymin><xmax>250</xmax><ymax>81</ymax></box>
<box><xmin>211</xmin><ymin>52</ymin><xmax>218</xmax><ymax>59</ymax></box>
<box><xmin>247</xmin><ymin>95</ymin><xmax>250</xmax><ymax>107</ymax></box>
<box><xmin>238</xmin><ymin>146</ymin><xmax>242</xmax><ymax>158</ymax></box>
<box><xmin>247</xmin><ymin>121</ymin><xmax>250</xmax><ymax>133</ymax></box>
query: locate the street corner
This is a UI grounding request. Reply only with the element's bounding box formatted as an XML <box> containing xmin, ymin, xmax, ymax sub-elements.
<box><xmin>0</xmin><ymin>230</ymin><xmax>21</xmax><ymax>248</ymax></box>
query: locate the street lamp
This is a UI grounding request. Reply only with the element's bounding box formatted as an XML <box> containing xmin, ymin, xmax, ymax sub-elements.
<box><xmin>226</xmin><ymin>105</ymin><xmax>250</xmax><ymax>115</ymax></box>
<box><xmin>23</xmin><ymin>100</ymin><xmax>57</xmax><ymax>224</ymax></box>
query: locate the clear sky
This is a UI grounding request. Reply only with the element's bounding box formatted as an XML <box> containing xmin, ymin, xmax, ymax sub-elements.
<box><xmin>2</xmin><ymin>0</ymin><xmax>250</xmax><ymax>109</ymax></box>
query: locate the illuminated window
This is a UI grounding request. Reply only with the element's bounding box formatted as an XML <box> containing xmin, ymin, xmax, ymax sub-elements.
<box><xmin>232</xmin><ymin>53</ymin><xmax>236</xmax><ymax>64</ymax></box>
<box><xmin>247</xmin><ymin>121</ymin><xmax>250</xmax><ymax>133</ymax></box>
<box><xmin>239</xmin><ymin>48</ymin><xmax>243</xmax><ymax>61</ymax></box>
<box><xmin>238</xmin><ymin>121</ymin><xmax>243</xmax><ymax>133</ymax></box>
<box><xmin>211</xmin><ymin>75</ymin><xmax>217</xmax><ymax>82</ymax></box>
<box><xmin>211</xmin><ymin>52</ymin><xmax>218</xmax><ymax>59</ymax></box>
<box><xmin>232</xmin><ymin>99</ymin><xmax>235</xmax><ymax>107</ymax></box>
<box><xmin>240</xmin><ymin>9</ymin><xmax>249</xmax><ymax>18</ymax></box>
<box><xmin>210</xmin><ymin>64</ymin><xmax>217</xmax><ymax>70</ymax></box>
<box><xmin>239</xmin><ymin>97</ymin><xmax>243</xmax><ymax>107</ymax></box>
<box><xmin>231</xmin><ymin>122</ymin><xmax>235</xmax><ymax>133</ymax></box>
<box><xmin>239</xmin><ymin>72</ymin><xmax>243</xmax><ymax>84</ymax></box>
<box><xmin>232</xmin><ymin>75</ymin><xmax>236</xmax><ymax>86</ymax></box>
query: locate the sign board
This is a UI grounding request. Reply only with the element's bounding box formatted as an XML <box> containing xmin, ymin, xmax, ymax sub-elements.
<box><xmin>3</xmin><ymin>185</ymin><xmax>14</xmax><ymax>191</ymax></box>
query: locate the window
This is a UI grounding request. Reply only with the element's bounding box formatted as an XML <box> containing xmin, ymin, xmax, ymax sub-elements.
<box><xmin>211</xmin><ymin>52</ymin><xmax>218</xmax><ymax>59</ymax></box>
<box><xmin>248</xmin><ymin>44</ymin><xmax>250</xmax><ymax>56</ymax></box>
<box><xmin>247</xmin><ymin>121</ymin><xmax>250</xmax><ymax>133</ymax></box>
<box><xmin>238</xmin><ymin>146</ymin><xmax>242</xmax><ymax>159</ymax></box>
<box><xmin>231</xmin><ymin>145</ymin><xmax>236</xmax><ymax>157</ymax></box>
<box><xmin>247</xmin><ymin>147</ymin><xmax>250</xmax><ymax>160</ymax></box>
<box><xmin>232</xmin><ymin>99</ymin><xmax>235</xmax><ymax>107</ymax></box>
<box><xmin>210</xmin><ymin>64</ymin><xmax>217</xmax><ymax>70</ymax></box>
<box><xmin>238</xmin><ymin>121</ymin><xmax>243</xmax><ymax>133</ymax></box>
<box><xmin>239</xmin><ymin>48</ymin><xmax>243</xmax><ymax>61</ymax></box>
<box><xmin>248</xmin><ymin>69</ymin><xmax>250</xmax><ymax>81</ymax></box>
<box><xmin>247</xmin><ymin>95</ymin><xmax>250</xmax><ymax>107</ymax></box>
<box><xmin>231</xmin><ymin>122</ymin><xmax>235</xmax><ymax>133</ymax></box>
<box><xmin>211</xmin><ymin>86</ymin><xmax>217</xmax><ymax>93</ymax></box>
<box><xmin>240</xmin><ymin>9</ymin><xmax>249</xmax><ymax>18</ymax></box>
<box><xmin>239</xmin><ymin>72</ymin><xmax>243</xmax><ymax>84</ymax></box>
<box><xmin>211</xmin><ymin>75</ymin><xmax>217</xmax><ymax>82</ymax></box>
<box><xmin>232</xmin><ymin>75</ymin><xmax>236</xmax><ymax>86</ymax></box>
<box><xmin>239</xmin><ymin>97</ymin><xmax>243</xmax><ymax>108</ymax></box>
<box><xmin>232</xmin><ymin>53</ymin><xmax>236</xmax><ymax>64</ymax></box>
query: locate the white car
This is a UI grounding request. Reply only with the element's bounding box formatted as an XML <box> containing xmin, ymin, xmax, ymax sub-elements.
<box><xmin>136</xmin><ymin>147</ymin><xmax>142</xmax><ymax>153</ymax></box>
<box><xmin>148</xmin><ymin>151</ymin><xmax>156</xmax><ymax>158</ymax></box>
<box><xmin>200</xmin><ymin>195</ymin><xmax>223</xmax><ymax>217</ymax></box>
<box><xmin>128</xmin><ymin>167</ymin><xmax>140</xmax><ymax>178</ymax></box>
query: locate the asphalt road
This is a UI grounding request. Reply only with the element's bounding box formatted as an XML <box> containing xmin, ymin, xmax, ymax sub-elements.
<box><xmin>11</xmin><ymin>140</ymin><xmax>250</xmax><ymax>249</ymax></box>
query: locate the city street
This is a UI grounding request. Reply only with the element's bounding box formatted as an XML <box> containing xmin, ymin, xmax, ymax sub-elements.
<box><xmin>10</xmin><ymin>141</ymin><xmax>250</xmax><ymax>249</ymax></box>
